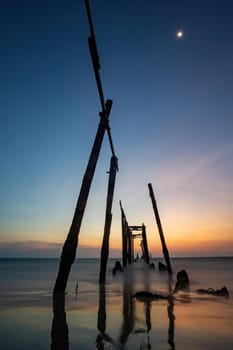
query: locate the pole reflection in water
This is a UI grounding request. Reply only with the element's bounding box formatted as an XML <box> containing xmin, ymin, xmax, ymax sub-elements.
<box><xmin>50</xmin><ymin>266</ymin><xmax>182</xmax><ymax>349</ymax></box>
<box><xmin>51</xmin><ymin>294</ymin><xmax>69</xmax><ymax>350</ymax></box>
<box><xmin>119</xmin><ymin>279</ymin><xmax>135</xmax><ymax>346</ymax></box>
<box><xmin>136</xmin><ymin>300</ymin><xmax>152</xmax><ymax>350</ymax></box>
<box><xmin>167</xmin><ymin>297</ymin><xmax>175</xmax><ymax>350</ymax></box>
<box><xmin>96</xmin><ymin>283</ymin><xmax>107</xmax><ymax>349</ymax></box>
<box><xmin>96</xmin><ymin>284</ymin><xmax>124</xmax><ymax>350</ymax></box>
<box><xmin>167</xmin><ymin>276</ymin><xmax>175</xmax><ymax>350</ymax></box>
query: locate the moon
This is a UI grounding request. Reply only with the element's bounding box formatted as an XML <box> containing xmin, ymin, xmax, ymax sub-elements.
<box><xmin>176</xmin><ymin>30</ymin><xmax>184</xmax><ymax>38</ymax></box>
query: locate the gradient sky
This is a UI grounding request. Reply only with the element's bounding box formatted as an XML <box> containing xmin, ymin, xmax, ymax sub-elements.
<box><xmin>1</xmin><ymin>0</ymin><xmax>233</xmax><ymax>258</ymax></box>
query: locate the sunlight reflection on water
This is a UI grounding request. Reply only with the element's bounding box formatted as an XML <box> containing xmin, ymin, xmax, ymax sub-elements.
<box><xmin>0</xmin><ymin>257</ymin><xmax>233</xmax><ymax>349</ymax></box>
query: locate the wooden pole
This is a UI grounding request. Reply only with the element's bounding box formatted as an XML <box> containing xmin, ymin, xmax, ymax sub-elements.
<box><xmin>142</xmin><ymin>224</ymin><xmax>150</xmax><ymax>265</ymax></box>
<box><xmin>99</xmin><ymin>156</ymin><xmax>118</xmax><ymax>283</ymax></box>
<box><xmin>53</xmin><ymin>107</ymin><xmax>112</xmax><ymax>294</ymax></box>
<box><xmin>131</xmin><ymin>234</ymin><xmax>134</xmax><ymax>262</ymax></box>
<box><xmin>148</xmin><ymin>183</ymin><xmax>173</xmax><ymax>274</ymax></box>
<box><xmin>120</xmin><ymin>201</ymin><xmax>128</xmax><ymax>267</ymax></box>
<box><xmin>127</xmin><ymin>227</ymin><xmax>132</xmax><ymax>265</ymax></box>
<box><xmin>85</xmin><ymin>0</ymin><xmax>117</xmax><ymax>162</ymax></box>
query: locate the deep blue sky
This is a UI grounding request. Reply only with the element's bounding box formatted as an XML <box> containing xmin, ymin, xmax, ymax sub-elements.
<box><xmin>1</xmin><ymin>0</ymin><xmax>233</xmax><ymax>258</ymax></box>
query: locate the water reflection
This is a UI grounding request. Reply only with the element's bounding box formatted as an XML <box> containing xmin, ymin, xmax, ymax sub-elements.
<box><xmin>96</xmin><ymin>284</ymin><xmax>124</xmax><ymax>350</ymax></box>
<box><xmin>50</xmin><ymin>268</ymin><xmax>180</xmax><ymax>349</ymax></box>
<box><xmin>167</xmin><ymin>276</ymin><xmax>175</xmax><ymax>350</ymax></box>
<box><xmin>138</xmin><ymin>300</ymin><xmax>152</xmax><ymax>350</ymax></box>
<box><xmin>51</xmin><ymin>294</ymin><xmax>69</xmax><ymax>350</ymax></box>
<box><xmin>119</xmin><ymin>281</ymin><xmax>135</xmax><ymax>346</ymax></box>
<box><xmin>167</xmin><ymin>297</ymin><xmax>175</xmax><ymax>350</ymax></box>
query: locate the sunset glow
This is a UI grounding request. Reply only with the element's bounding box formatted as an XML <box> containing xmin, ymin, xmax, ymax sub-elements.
<box><xmin>0</xmin><ymin>1</ymin><xmax>232</xmax><ymax>259</ymax></box>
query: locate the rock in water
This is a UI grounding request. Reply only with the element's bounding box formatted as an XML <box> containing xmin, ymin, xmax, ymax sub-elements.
<box><xmin>134</xmin><ymin>291</ymin><xmax>167</xmax><ymax>300</ymax></box>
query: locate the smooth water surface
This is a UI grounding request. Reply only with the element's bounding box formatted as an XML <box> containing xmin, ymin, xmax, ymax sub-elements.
<box><xmin>0</xmin><ymin>257</ymin><xmax>232</xmax><ymax>349</ymax></box>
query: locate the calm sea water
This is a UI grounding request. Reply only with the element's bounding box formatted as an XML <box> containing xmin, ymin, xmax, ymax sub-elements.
<box><xmin>0</xmin><ymin>257</ymin><xmax>232</xmax><ymax>349</ymax></box>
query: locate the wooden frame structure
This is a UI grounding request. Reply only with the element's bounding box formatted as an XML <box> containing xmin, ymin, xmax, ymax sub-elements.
<box><xmin>120</xmin><ymin>202</ymin><xmax>150</xmax><ymax>266</ymax></box>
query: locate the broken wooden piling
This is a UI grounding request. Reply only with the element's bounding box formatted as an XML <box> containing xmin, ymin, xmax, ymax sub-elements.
<box><xmin>127</xmin><ymin>227</ymin><xmax>133</xmax><ymax>265</ymax></box>
<box><xmin>142</xmin><ymin>224</ymin><xmax>150</xmax><ymax>265</ymax></box>
<box><xmin>53</xmin><ymin>105</ymin><xmax>112</xmax><ymax>294</ymax></box>
<box><xmin>120</xmin><ymin>201</ymin><xmax>128</xmax><ymax>268</ymax></box>
<box><xmin>148</xmin><ymin>183</ymin><xmax>173</xmax><ymax>274</ymax></box>
<box><xmin>99</xmin><ymin>155</ymin><xmax>118</xmax><ymax>283</ymax></box>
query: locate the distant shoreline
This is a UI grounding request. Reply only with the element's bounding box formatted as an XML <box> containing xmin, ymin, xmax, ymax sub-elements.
<box><xmin>1</xmin><ymin>256</ymin><xmax>233</xmax><ymax>260</ymax></box>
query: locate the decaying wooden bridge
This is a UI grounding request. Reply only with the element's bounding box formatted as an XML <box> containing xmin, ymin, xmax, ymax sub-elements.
<box><xmin>53</xmin><ymin>0</ymin><xmax>172</xmax><ymax>294</ymax></box>
<box><xmin>120</xmin><ymin>201</ymin><xmax>150</xmax><ymax>266</ymax></box>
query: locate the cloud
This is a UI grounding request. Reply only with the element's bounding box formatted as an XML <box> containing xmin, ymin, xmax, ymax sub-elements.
<box><xmin>157</xmin><ymin>142</ymin><xmax>233</xmax><ymax>190</ymax></box>
<box><xmin>0</xmin><ymin>240</ymin><xmax>121</xmax><ymax>258</ymax></box>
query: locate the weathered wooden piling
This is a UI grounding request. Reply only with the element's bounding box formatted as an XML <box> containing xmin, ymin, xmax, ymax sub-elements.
<box><xmin>120</xmin><ymin>201</ymin><xmax>128</xmax><ymax>268</ymax></box>
<box><xmin>148</xmin><ymin>183</ymin><xmax>173</xmax><ymax>274</ymax></box>
<box><xmin>53</xmin><ymin>106</ymin><xmax>112</xmax><ymax>294</ymax></box>
<box><xmin>141</xmin><ymin>224</ymin><xmax>150</xmax><ymax>265</ymax></box>
<box><xmin>99</xmin><ymin>155</ymin><xmax>118</xmax><ymax>283</ymax></box>
<box><xmin>127</xmin><ymin>227</ymin><xmax>133</xmax><ymax>265</ymax></box>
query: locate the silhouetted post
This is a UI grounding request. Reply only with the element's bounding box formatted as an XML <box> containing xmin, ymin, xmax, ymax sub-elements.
<box><xmin>148</xmin><ymin>183</ymin><xmax>173</xmax><ymax>274</ymax></box>
<box><xmin>99</xmin><ymin>155</ymin><xmax>118</xmax><ymax>283</ymax></box>
<box><xmin>120</xmin><ymin>201</ymin><xmax>128</xmax><ymax>267</ymax></box>
<box><xmin>127</xmin><ymin>227</ymin><xmax>132</xmax><ymax>265</ymax></box>
<box><xmin>53</xmin><ymin>104</ymin><xmax>112</xmax><ymax>294</ymax></box>
<box><xmin>140</xmin><ymin>240</ymin><xmax>145</xmax><ymax>260</ymax></box>
<box><xmin>131</xmin><ymin>234</ymin><xmax>134</xmax><ymax>261</ymax></box>
<box><xmin>142</xmin><ymin>224</ymin><xmax>150</xmax><ymax>265</ymax></box>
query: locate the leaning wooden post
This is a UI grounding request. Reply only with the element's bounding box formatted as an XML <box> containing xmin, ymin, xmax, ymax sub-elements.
<box><xmin>148</xmin><ymin>183</ymin><xmax>173</xmax><ymax>274</ymax></box>
<box><xmin>127</xmin><ymin>227</ymin><xmax>132</xmax><ymax>265</ymax></box>
<box><xmin>120</xmin><ymin>201</ymin><xmax>128</xmax><ymax>267</ymax></box>
<box><xmin>53</xmin><ymin>104</ymin><xmax>112</xmax><ymax>294</ymax></box>
<box><xmin>142</xmin><ymin>224</ymin><xmax>150</xmax><ymax>265</ymax></box>
<box><xmin>99</xmin><ymin>156</ymin><xmax>118</xmax><ymax>283</ymax></box>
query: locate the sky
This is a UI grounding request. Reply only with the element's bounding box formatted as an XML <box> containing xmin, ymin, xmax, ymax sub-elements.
<box><xmin>1</xmin><ymin>0</ymin><xmax>233</xmax><ymax>258</ymax></box>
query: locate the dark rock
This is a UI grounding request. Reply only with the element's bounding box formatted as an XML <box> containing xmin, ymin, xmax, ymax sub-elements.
<box><xmin>174</xmin><ymin>269</ymin><xmax>190</xmax><ymax>293</ymax></box>
<box><xmin>112</xmin><ymin>260</ymin><xmax>123</xmax><ymax>276</ymax></box>
<box><xmin>196</xmin><ymin>286</ymin><xmax>229</xmax><ymax>297</ymax></box>
<box><xmin>158</xmin><ymin>261</ymin><xmax>168</xmax><ymax>272</ymax></box>
<box><xmin>134</xmin><ymin>291</ymin><xmax>168</xmax><ymax>300</ymax></box>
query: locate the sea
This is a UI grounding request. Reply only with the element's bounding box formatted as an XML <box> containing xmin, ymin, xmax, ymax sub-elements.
<box><xmin>0</xmin><ymin>257</ymin><xmax>233</xmax><ymax>349</ymax></box>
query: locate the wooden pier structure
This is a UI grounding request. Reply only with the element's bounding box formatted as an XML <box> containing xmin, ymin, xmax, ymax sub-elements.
<box><xmin>120</xmin><ymin>201</ymin><xmax>150</xmax><ymax>267</ymax></box>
